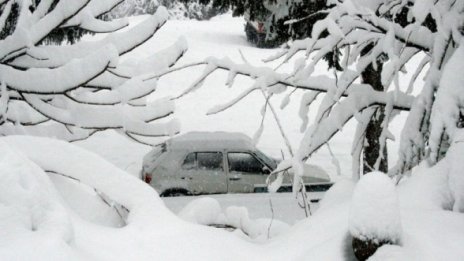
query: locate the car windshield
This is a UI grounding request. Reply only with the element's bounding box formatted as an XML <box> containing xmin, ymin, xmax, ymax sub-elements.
<box><xmin>254</xmin><ymin>150</ymin><xmax>277</xmax><ymax>170</ymax></box>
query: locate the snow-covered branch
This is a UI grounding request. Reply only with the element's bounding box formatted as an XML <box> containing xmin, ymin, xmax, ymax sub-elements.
<box><xmin>165</xmin><ymin>57</ymin><xmax>413</xmax><ymax>112</ymax></box>
<box><xmin>174</xmin><ymin>0</ymin><xmax>463</xmax><ymax>180</ymax></box>
<box><xmin>0</xmin><ymin>1</ymin><xmax>187</xmax><ymax>143</ymax></box>
<box><xmin>271</xmin><ymin>0</ymin><xmax>463</xmax><ymax>177</ymax></box>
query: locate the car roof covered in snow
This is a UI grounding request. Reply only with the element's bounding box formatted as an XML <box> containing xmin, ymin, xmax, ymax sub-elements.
<box><xmin>166</xmin><ymin>131</ymin><xmax>255</xmax><ymax>151</ymax></box>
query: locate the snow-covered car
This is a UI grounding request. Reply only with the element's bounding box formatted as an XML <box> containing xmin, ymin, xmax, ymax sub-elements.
<box><xmin>243</xmin><ymin>10</ymin><xmax>282</xmax><ymax>48</ymax></box>
<box><xmin>245</xmin><ymin>19</ymin><xmax>267</xmax><ymax>47</ymax></box>
<box><xmin>141</xmin><ymin>132</ymin><xmax>332</xmax><ymax>196</ymax></box>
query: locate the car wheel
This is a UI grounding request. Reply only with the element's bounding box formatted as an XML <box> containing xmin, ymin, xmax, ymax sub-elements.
<box><xmin>161</xmin><ymin>189</ymin><xmax>190</xmax><ymax>197</ymax></box>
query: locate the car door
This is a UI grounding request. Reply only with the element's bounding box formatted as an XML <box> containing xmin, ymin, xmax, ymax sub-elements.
<box><xmin>178</xmin><ymin>151</ymin><xmax>227</xmax><ymax>194</ymax></box>
<box><xmin>226</xmin><ymin>152</ymin><xmax>270</xmax><ymax>193</ymax></box>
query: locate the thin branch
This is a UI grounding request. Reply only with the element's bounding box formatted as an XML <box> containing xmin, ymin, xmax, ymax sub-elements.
<box><xmin>161</xmin><ymin>59</ymin><xmax>413</xmax><ymax>111</ymax></box>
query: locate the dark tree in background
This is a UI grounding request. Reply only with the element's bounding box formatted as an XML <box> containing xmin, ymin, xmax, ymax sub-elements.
<box><xmin>106</xmin><ymin>0</ymin><xmax>225</xmax><ymax>21</ymax></box>
<box><xmin>187</xmin><ymin>1</ymin><xmax>325</xmax><ymax>43</ymax></box>
<box><xmin>189</xmin><ymin>0</ymin><xmax>341</xmax><ymax>69</ymax></box>
<box><xmin>0</xmin><ymin>0</ymin><xmax>95</xmax><ymax>44</ymax></box>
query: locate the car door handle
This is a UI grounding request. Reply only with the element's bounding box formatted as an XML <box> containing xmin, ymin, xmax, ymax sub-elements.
<box><xmin>181</xmin><ymin>177</ymin><xmax>192</xmax><ymax>180</ymax></box>
<box><xmin>229</xmin><ymin>176</ymin><xmax>241</xmax><ymax>181</ymax></box>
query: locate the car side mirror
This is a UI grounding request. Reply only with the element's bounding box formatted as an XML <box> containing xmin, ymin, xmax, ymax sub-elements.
<box><xmin>262</xmin><ymin>166</ymin><xmax>271</xmax><ymax>175</ymax></box>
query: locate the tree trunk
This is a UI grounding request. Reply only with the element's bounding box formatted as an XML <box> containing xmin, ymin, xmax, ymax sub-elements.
<box><xmin>361</xmin><ymin>49</ymin><xmax>388</xmax><ymax>174</ymax></box>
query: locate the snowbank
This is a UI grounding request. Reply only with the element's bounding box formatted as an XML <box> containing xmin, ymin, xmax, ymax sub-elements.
<box><xmin>1</xmin><ymin>136</ymin><xmax>464</xmax><ymax>260</ymax></box>
<box><xmin>0</xmin><ymin>136</ymin><xmax>264</xmax><ymax>260</ymax></box>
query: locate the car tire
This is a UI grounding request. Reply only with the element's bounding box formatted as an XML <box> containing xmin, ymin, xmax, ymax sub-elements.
<box><xmin>161</xmin><ymin>189</ymin><xmax>190</xmax><ymax>197</ymax></box>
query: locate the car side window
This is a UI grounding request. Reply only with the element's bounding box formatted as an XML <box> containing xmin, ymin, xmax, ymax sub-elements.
<box><xmin>197</xmin><ymin>152</ymin><xmax>223</xmax><ymax>171</ymax></box>
<box><xmin>228</xmin><ymin>152</ymin><xmax>265</xmax><ymax>174</ymax></box>
<box><xmin>182</xmin><ymin>152</ymin><xmax>196</xmax><ymax>170</ymax></box>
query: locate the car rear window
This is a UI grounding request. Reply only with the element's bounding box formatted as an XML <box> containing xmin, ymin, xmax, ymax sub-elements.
<box><xmin>182</xmin><ymin>152</ymin><xmax>196</xmax><ymax>169</ymax></box>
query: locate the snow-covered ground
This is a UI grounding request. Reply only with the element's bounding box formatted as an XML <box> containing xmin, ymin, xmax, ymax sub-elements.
<box><xmin>3</xmin><ymin>135</ymin><xmax>464</xmax><ymax>260</ymax></box>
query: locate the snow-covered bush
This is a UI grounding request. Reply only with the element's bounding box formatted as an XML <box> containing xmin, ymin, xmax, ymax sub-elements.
<box><xmin>167</xmin><ymin>0</ymin><xmax>225</xmax><ymax>20</ymax></box>
<box><xmin>108</xmin><ymin>0</ymin><xmax>159</xmax><ymax>18</ymax></box>
<box><xmin>349</xmin><ymin>172</ymin><xmax>402</xmax><ymax>260</ymax></box>
<box><xmin>0</xmin><ymin>0</ymin><xmax>185</xmax><ymax>143</ymax></box>
<box><xmin>108</xmin><ymin>0</ymin><xmax>224</xmax><ymax>20</ymax></box>
<box><xmin>178</xmin><ymin>197</ymin><xmax>223</xmax><ymax>225</ymax></box>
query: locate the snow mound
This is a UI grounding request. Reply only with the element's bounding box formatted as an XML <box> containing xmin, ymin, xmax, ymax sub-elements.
<box><xmin>2</xmin><ymin>136</ymin><xmax>172</xmax><ymax>225</ymax></box>
<box><xmin>225</xmin><ymin>206</ymin><xmax>289</xmax><ymax>240</ymax></box>
<box><xmin>0</xmin><ymin>141</ymin><xmax>74</xmax><ymax>259</ymax></box>
<box><xmin>399</xmin><ymin>129</ymin><xmax>464</xmax><ymax>212</ymax></box>
<box><xmin>398</xmin><ymin>160</ymin><xmax>453</xmax><ymax>211</ymax></box>
<box><xmin>349</xmin><ymin>172</ymin><xmax>402</xmax><ymax>243</ymax></box>
<box><xmin>177</xmin><ymin>197</ymin><xmax>289</xmax><ymax>240</ymax></box>
<box><xmin>445</xmin><ymin>130</ymin><xmax>464</xmax><ymax>212</ymax></box>
<box><xmin>178</xmin><ymin>197</ymin><xmax>223</xmax><ymax>225</ymax></box>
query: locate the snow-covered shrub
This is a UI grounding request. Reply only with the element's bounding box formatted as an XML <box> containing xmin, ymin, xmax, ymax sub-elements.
<box><xmin>178</xmin><ymin>197</ymin><xmax>224</xmax><ymax>225</ymax></box>
<box><xmin>349</xmin><ymin>172</ymin><xmax>402</xmax><ymax>260</ymax></box>
<box><xmin>108</xmin><ymin>0</ymin><xmax>224</xmax><ymax>20</ymax></box>
<box><xmin>107</xmin><ymin>0</ymin><xmax>159</xmax><ymax>18</ymax></box>
<box><xmin>166</xmin><ymin>0</ymin><xmax>224</xmax><ymax>20</ymax></box>
<box><xmin>447</xmin><ymin>135</ymin><xmax>464</xmax><ymax>212</ymax></box>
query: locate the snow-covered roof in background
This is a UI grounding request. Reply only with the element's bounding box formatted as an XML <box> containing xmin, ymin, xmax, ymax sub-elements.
<box><xmin>167</xmin><ymin>131</ymin><xmax>255</xmax><ymax>151</ymax></box>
